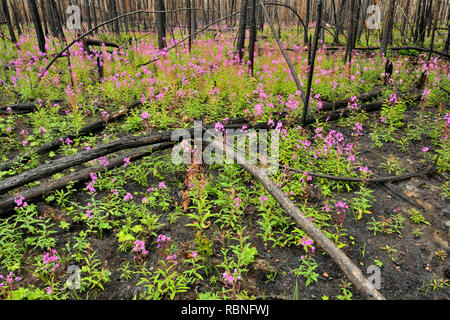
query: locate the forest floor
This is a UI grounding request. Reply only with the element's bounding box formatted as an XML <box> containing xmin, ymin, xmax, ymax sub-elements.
<box><xmin>0</xmin><ymin>29</ymin><xmax>449</xmax><ymax>300</ymax></box>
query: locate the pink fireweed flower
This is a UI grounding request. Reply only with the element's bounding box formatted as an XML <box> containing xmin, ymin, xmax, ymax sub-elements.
<box><xmin>98</xmin><ymin>156</ymin><xmax>109</xmax><ymax>167</ymax></box>
<box><xmin>421</xmin><ymin>89</ymin><xmax>431</xmax><ymax>101</ymax></box>
<box><xmin>301</xmin><ymin>236</ymin><xmax>314</xmax><ymax>247</ymax></box>
<box><xmin>165</xmin><ymin>254</ymin><xmax>177</xmax><ymax>264</ymax></box>
<box><xmin>45</xmin><ymin>287</ymin><xmax>52</xmax><ymax>295</ymax></box>
<box><xmin>90</xmin><ymin>172</ymin><xmax>98</xmax><ymax>183</ymax></box>
<box><xmin>39</xmin><ymin>126</ymin><xmax>47</xmax><ymax>134</ymax></box>
<box><xmin>133</xmin><ymin>240</ymin><xmax>149</xmax><ymax>258</ymax></box>
<box><xmin>214</xmin><ymin>122</ymin><xmax>225</xmax><ymax>134</ymax></box>
<box><xmin>158</xmin><ymin>181</ymin><xmax>167</xmax><ymax>190</ymax></box>
<box><xmin>123</xmin><ymin>157</ymin><xmax>131</xmax><ymax>167</ymax></box>
<box><xmin>335</xmin><ymin>201</ymin><xmax>348</xmax><ymax>214</ymax></box>
<box><xmin>110</xmin><ymin>188</ymin><xmax>119</xmax><ymax>195</ymax></box>
<box><xmin>352</xmin><ymin>122</ymin><xmax>363</xmax><ymax>136</ymax></box>
<box><xmin>222</xmin><ymin>269</ymin><xmax>241</xmax><ymax>286</ymax></box>
<box><xmin>259</xmin><ymin>196</ymin><xmax>269</xmax><ymax>204</ymax></box>
<box><xmin>86</xmin><ymin>182</ymin><xmax>96</xmax><ymax>194</ymax></box>
<box><xmin>141</xmin><ymin>111</ymin><xmax>150</xmax><ymax>120</ymax></box>
<box><xmin>156</xmin><ymin>234</ymin><xmax>171</xmax><ymax>247</ymax></box>
<box><xmin>388</xmin><ymin>93</ymin><xmax>398</xmax><ymax>105</ymax></box>
<box><xmin>85</xmin><ymin>209</ymin><xmax>93</xmax><ymax>218</ymax></box>
<box><xmin>42</xmin><ymin>249</ymin><xmax>59</xmax><ymax>271</ymax></box>
<box><xmin>233</xmin><ymin>197</ymin><xmax>242</xmax><ymax>208</ymax></box>
<box><xmin>254</xmin><ymin>103</ymin><xmax>264</xmax><ymax>117</ymax></box>
<box><xmin>123</xmin><ymin>193</ymin><xmax>133</xmax><ymax>201</ymax></box>
<box><xmin>14</xmin><ymin>195</ymin><xmax>27</xmax><ymax>209</ymax></box>
<box><xmin>348</xmin><ymin>96</ymin><xmax>359</xmax><ymax>111</ymax></box>
<box><xmin>359</xmin><ymin>166</ymin><xmax>371</xmax><ymax>174</ymax></box>
<box><xmin>422</xmin><ymin>147</ymin><xmax>429</xmax><ymax>152</ymax></box>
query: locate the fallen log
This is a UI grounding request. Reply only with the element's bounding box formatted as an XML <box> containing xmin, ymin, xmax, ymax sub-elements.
<box><xmin>324</xmin><ymin>46</ymin><xmax>450</xmax><ymax>60</ymax></box>
<box><xmin>84</xmin><ymin>39</ymin><xmax>120</xmax><ymax>48</ymax></box>
<box><xmin>0</xmin><ymin>129</ymin><xmax>180</xmax><ymax>195</ymax></box>
<box><xmin>209</xmin><ymin>138</ymin><xmax>386</xmax><ymax>300</ymax></box>
<box><xmin>321</xmin><ymin>87</ymin><xmax>383</xmax><ymax>111</ymax></box>
<box><xmin>0</xmin><ymin>100</ymin><xmax>64</xmax><ymax>115</ymax></box>
<box><xmin>0</xmin><ymin>142</ymin><xmax>174</xmax><ymax>215</ymax></box>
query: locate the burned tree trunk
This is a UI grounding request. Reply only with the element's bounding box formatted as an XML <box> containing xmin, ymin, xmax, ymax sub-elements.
<box><xmin>29</xmin><ymin>0</ymin><xmax>46</xmax><ymax>53</ymax></box>
<box><xmin>304</xmin><ymin>0</ymin><xmax>310</xmax><ymax>44</ymax></box>
<box><xmin>248</xmin><ymin>0</ymin><xmax>257</xmax><ymax>76</ymax></box>
<box><xmin>380</xmin><ymin>0</ymin><xmax>396</xmax><ymax>55</ymax></box>
<box><xmin>109</xmin><ymin>0</ymin><xmax>120</xmax><ymax>34</ymax></box>
<box><xmin>155</xmin><ymin>0</ymin><xmax>166</xmax><ymax>49</ymax></box>
<box><xmin>1</xmin><ymin>0</ymin><xmax>16</xmax><ymax>43</ymax></box>
<box><xmin>344</xmin><ymin>0</ymin><xmax>357</xmax><ymax>63</ymax></box>
<box><xmin>302</xmin><ymin>0</ymin><xmax>323</xmax><ymax>126</ymax></box>
<box><xmin>236</xmin><ymin>0</ymin><xmax>248</xmax><ymax>61</ymax></box>
<box><xmin>186</xmin><ymin>0</ymin><xmax>192</xmax><ymax>52</ymax></box>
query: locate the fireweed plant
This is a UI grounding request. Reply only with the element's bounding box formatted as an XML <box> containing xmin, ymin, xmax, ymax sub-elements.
<box><xmin>0</xmin><ymin>27</ymin><xmax>448</xmax><ymax>300</ymax></box>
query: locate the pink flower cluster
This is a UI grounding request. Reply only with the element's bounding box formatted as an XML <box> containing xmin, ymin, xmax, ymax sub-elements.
<box><xmin>222</xmin><ymin>269</ymin><xmax>241</xmax><ymax>285</ymax></box>
<box><xmin>133</xmin><ymin>240</ymin><xmax>149</xmax><ymax>260</ymax></box>
<box><xmin>42</xmin><ymin>249</ymin><xmax>59</xmax><ymax>271</ymax></box>
<box><xmin>14</xmin><ymin>195</ymin><xmax>27</xmax><ymax>209</ymax></box>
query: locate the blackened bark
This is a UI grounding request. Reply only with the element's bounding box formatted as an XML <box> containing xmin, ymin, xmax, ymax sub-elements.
<box><xmin>1</xmin><ymin>0</ymin><xmax>16</xmax><ymax>43</ymax></box>
<box><xmin>302</xmin><ymin>0</ymin><xmax>323</xmax><ymax>126</ymax></box>
<box><xmin>236</xmin><ymin>0</ymin><xmax>248</xmax><ymax>61</ymax></box>
<box><xmin>155</xmin><ymin>0</ymin><xmax>166</xmax><ymax>49</ymax></box>
<box><xmin>380</xmin><ymin>0</ymin><xmax>396</xmax><ymax>55</ymax></box>
<box><xmin>29</xmin><ymin>0</ymin><xmax>46</xmax><ymax>53</ymax></box>
<box><xmin>248</xmin><ymin>0</ymin><xmax>257</xmax><ymax>76</ymax></box>
<box><xmin>304</xmin><ymin>0</ymin><xmax>310</xmax><ymax>44</ymax></box>
<box><xmin>186</xmin><ymin>0</ymin><xmax>192</xmax><ymax>52</ymax></box>
<box><xmin>109</xmin><ymin>0</ymin><xmax>119</xmax><ymax>34</ymax></box>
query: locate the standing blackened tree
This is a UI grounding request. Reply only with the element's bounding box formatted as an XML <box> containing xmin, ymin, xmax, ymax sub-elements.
<box><xmin>1</xmin><ymin>0</ymin><xmax>16</xmax><ymax>44</ymax></box>
<box><xmin>344</xmin><ymin>0</ymin><xmax>357</xmax><ymax>63</ymax></box>
<box><xmin>236</xmin><ymin>0</ymin><xmax>248</xmax><ymax>61</ymax></box>
<box><xmin>302</xmin><ymin>0</ymin><xmax>323</xmax><ymax>126</ymax></box>
<box><xmin>186</xmin><ymin>0</ymin><xmax>192</xmax><ymax>51</ymax></box>
<box><xmin>29</xmin><ymin>0</ymin><xmax>46</xmax><ymax>53</ymax></box>
<box><xmin>109</xmin><ymin>0</ymin><xmax>119</xmax><ymax>34</ymax></box>
<box><xmin>248</xmin><ymin>0</ymin><xmax>257</xmax><ymax>76</ymax></box>
<box><xmin>155</xmin><ymin>0</ymin><xmax>166</xmax><ymax>49</ymax></box>
<box><xmin>380</xmin><ymin>0</ymin><xmax>396</xmax><ymax>55</ymax></box>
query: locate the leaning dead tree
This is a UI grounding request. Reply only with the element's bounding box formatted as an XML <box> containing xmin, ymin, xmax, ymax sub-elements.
<box><xmin>209</xmin><ymin>138</ymin><xmax>385</xmax><ymax>300</ymax></box>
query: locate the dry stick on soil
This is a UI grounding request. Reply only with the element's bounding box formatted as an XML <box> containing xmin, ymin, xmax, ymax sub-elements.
<box><xmin>209</xmin><ymin>138</ymin><xmax>386</xmax><ymax>300</ymax></box>
<box><xmin>377</xmin><ymin>182</ymin><xmax>427</xmax><ymax>213</ymax></box>
<box><xmin>0</xmin><ymin>100</ymin><xmax>143</xmax><ymax>173</ymax></box>
<box><xmin>0</xmin><ymin>142</ymin><xmax>174</xmax><ymax>215</ymax></box>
